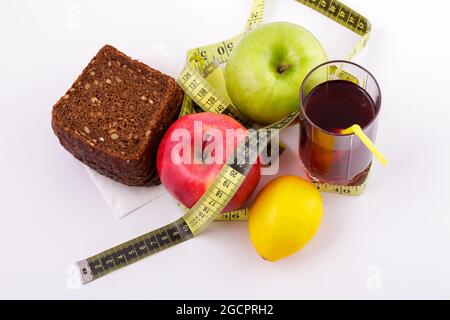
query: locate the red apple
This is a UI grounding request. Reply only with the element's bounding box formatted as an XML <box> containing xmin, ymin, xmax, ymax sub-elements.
<box><xmin>157</xmin><ymin>112</ymin><xmax>261</xmax><ymax>211</ymax></box>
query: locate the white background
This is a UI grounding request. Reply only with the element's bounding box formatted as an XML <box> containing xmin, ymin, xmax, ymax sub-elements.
<box><xmin>1</xmin><ymin>0</ymin><xmax>449</xmax><ymax>299</ymax></box>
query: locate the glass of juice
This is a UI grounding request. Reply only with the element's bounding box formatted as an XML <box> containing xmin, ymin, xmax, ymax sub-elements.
<box><xmin>299</xmin><ymin>60</ymin><xmax>381</xmax><ymax>190</ymax></box>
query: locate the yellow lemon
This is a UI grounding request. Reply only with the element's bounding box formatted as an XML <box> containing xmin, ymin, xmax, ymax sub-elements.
<box><xmin>248</xmin><ymin>176</ymin><xmax>323</xmax><ymax>261</ymax></box>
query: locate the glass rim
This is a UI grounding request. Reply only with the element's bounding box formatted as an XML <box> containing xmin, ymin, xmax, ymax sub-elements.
<box><xmin>299</xmin><ymin>60</ymin><xmax>382</xmax><ymax>137</ymax></box>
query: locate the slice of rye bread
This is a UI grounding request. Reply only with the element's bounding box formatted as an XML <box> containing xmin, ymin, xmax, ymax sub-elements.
<box><xmin>52</xmin><ymin>45</ymin><xmax>183</xmax><ymax>186</ymax></box>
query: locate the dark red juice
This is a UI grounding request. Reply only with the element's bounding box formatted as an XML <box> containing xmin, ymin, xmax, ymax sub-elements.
<box><xmin>299</xmin><ymin>80</ymin><xmax>378</xmax><ymax>185</ymax></box>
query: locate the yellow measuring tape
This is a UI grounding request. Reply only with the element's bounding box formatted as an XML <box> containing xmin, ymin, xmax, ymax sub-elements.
<box><xmin>178</xmin><ymin>203</ymin><xmax>249</xmax><ymax>221</ymax></box>
<box><xmin>76</xmin><ymin>0</ymin><xmax>372</xmax><ymax>284</ymax></box>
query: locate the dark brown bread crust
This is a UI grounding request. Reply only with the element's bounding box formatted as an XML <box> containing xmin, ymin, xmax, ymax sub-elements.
<box><xmin>52</xmin><ymin>45</ymin><xmax>183</xmax><ymax>186</ymax></box>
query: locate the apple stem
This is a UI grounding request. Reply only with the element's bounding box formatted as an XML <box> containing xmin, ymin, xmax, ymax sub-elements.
<box><xmin>277</xmin><ymin>64</ymin><xmax>291</xmax><ymax>74</ymax></box>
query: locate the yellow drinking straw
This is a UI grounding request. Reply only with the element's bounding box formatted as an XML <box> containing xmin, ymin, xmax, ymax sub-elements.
<box><xmin>340</xmin><ymin>124</ymin><xmax>388</xmax><ymax>166</ymax></box>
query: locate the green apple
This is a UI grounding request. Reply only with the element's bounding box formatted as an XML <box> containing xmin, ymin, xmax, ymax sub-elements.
<box><xmin>225</xmin><ymin>22</ymin><xmax>327</xmax><ymax>124</ymax></box>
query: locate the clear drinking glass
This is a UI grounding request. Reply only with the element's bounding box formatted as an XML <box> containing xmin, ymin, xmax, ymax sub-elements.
<box><xmin>299</xmin><ymin>60</ymin><xmax>382</xmax><ymax>187</ymax></box>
